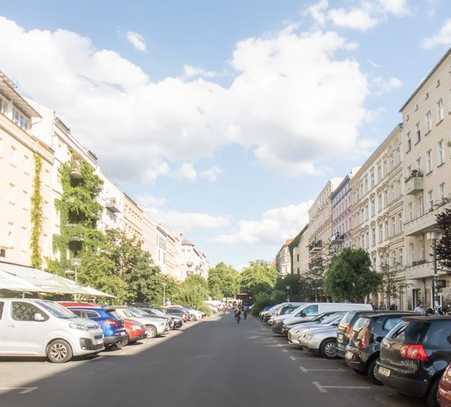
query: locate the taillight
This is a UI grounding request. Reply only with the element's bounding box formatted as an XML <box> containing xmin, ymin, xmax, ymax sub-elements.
<box><xmin>358</xmin><ymin>328</ymin><xmax>370</xmax><ymax>350</ymax></box>
<box><xmin>400</xmin><ymin>344</ymin><xmax>429</xmax><ymax>362</ymax></box>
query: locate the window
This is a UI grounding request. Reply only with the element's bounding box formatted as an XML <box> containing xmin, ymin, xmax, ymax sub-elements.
<box><xmin>0</xmin><ymin>97</ymin><xmax>6</xmax><ymax>114</ymax></box>
<box><xmin>377</xmin><ymin>164</ymin><xmax>382</xmax><ymax>181</ymax></box>
<box><xmin>398</xmin><ymin>214</ymin><xmax>403</xmax><ymax>233</ymax></box>
<box><xmin>12</xmin><ymin>108</ymin><xmax>30</xmax><ymax>130</ymax></box>
<box><xmin>426</xmin><ymin>150</ymin><xmax>432</xmax><ymax>173</ymax></box>
<box><xmin>378</xmin><ymin>224</ymin><xmax>383</xmax><ymax>243</ymax></box>
<box><xmin>428</xmin><ymin>190</ymin><xmax>433</xmax><ymax>211</ymax></box>
<box><xmin>426</xmin><ymin>111</ymin><xmax>432</xmax><ymax>132</ymax></box>
<box><xmin>416</xmin><ymin>156</ymin><xmax>422</xmax><ymax>172</ymax></box>
<box><xmin>371</xmin><ymin>228</ymin><xmax>376</xmax><ymax>247</ymax></box>
<box><xmin>370</xmin><ymin>169</ymin><xmax>375</xmax><ymax>187</ymax></box>
<box><xmin>416</xmin><ymin>123</ymin><xmax>421</xmax><ymax>144</ymax></box>
<box><xmin>398</xmin><ymin>248</ymin><xmax>403</xmax><ymax>266</ymax></box>
<box><xmin>301</xmin><ymin>304</ymin><xmax>318</xmax><ymax>316</ymax></box>
<box><xmin>440</xmin><ymin>183</ymin><xmax>445</xmax><ymax>201</ymax></box>
<box><xmin>408</xmin><ymin>202</ymin><xmax>413</xmax><ymax>221</ymax></box>
<box><xmin>438</xmin><ymin>140</ymin><xmax>445</xmax><ymax>165</ymax></box>
<box><xmin>384</xmin><ymin>318</ymin><xmax>403</xmax><ymax>332</ymax></box>
<box><xmin>12</xmin><ymin>302</ymin><xmax>47</xmax><ymax>321</ymax></box>
<box><xmin>0</xmin><ymin>301</ymin><xmax>3</xmax><ymax>319</ymax></box>
<box><xmin>406</xmin><ymin>133</ymin><xmax>412</xmax><ymax>153</ymax></box>
<box><xmin>437</xmin><ymin>99</ymin><xmax>444</xmax><ymax>122</ymax></box>
<box><xmin>370</xmin><ymin>199</ymin><xmax>375</xmax><ymax>217</ymax></box>
<box><xmin>377</xmin><ymin>193</ymin><xmax>382</xmax><ymax>213</ymax></box>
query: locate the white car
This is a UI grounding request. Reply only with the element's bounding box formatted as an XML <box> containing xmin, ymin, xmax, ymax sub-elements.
<box><xmin>298</xmin><ymin>325</ymin><xmax>341</xmax><ymax>359</ymax></box>
<box><xmin>0</xmin><ymin>299</ymin><xmax>104</xmax><ymax>363</ymax></box>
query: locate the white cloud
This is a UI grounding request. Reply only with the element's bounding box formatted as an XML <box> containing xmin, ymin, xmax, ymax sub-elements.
<box><xmin>422</xmin><ymin>19</ymin><xmax>451</xmax><ymax>48</ymax></box>
<box><xmin>306</xmin><ymin>0</ymin><xmax>410</xmax><ymax>31</ymax></box>
<box><xmin>328</xmin><ymin>7</ymin><xmax>378</xmax><ymax>31</ymax></box>
<box><xmin>183</xmin><ymin>64</ymin><xmax>217</xmax><ymax>78</ymax></box>
<box><xmin>126</xmin><ymin>31</ymin><xmax>147</xmax><ymax>52</ymax></box>
<box><xmin>200</xmin><ymin>166</ymin><xmax>223</xmax><ymax>182</ymax></box>
<box><xmin>216</xmin><ymin>201</ymin><xmax>312</xmax><ymax>245</ymax></box>
<box><xmin>146</xmin><ymin>208</ymin><xmax>229</xmax><ymax>233</ymax></box>
<box><xmin>0</xmin><ymin>16</ymin><xmax>370</xmax><ymax>182</ymax></box>
<box><xmin>177</xmin><ymin>162</ymin><xmax>197</xmax><ymax>181</ymax></box>
<box><xmin>372</xmin><ymin>76</ymin><xmax>403</xmax><ymax>95</ymax></box>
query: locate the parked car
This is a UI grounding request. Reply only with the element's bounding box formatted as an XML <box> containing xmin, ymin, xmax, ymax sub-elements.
<box><xmin>60</xmin><ymin>302</ymin><xmax>128</xmax><ymax>349</ymax></box>
<box><xmin>375</xmin><ymin>316</ymin><xmax>451</xmax><ymax>406</ymax></box>
<box><xmin>345</xmin><ymin>312</ymin><xmax>414</xmax><ymax>383</ymax></box>
<box><xmin>288</xmin><ymin>312</ymin><xmax>346</xmax><ymax>345</ymax></box>
<box><xmin>165</xmin><ymin>307</ymin><xmax>190</xmax><ymax>322</ymax></box>
<box><xmin>438</xmin><ymin>363</ymin><xmax>451</xmax><ymax>407</ymax></box>
<box><xmin>297</xmin><ymin>313</ymin><xmax>347</xmax><ymax>358</ymax></box>
<box><xmin>138</xmin><ymin>306</ymin><xmax>183</xmax><ymax>329</ymax></box>
<box><xmin>0</xmin><ymin>299</ymin><xmax>104</xmax><ymax>363</ymax></box>
<box><xmin>107</xmin><ymin>309</ymin><xmax>146</xmax><ymax>344</ymax></box>
<box><xmin>267</xmin><ymin>302</ymin><xmax>306</xmax><ymax>326</ymax></box>
<box><xmin>111</xmin><ymin>306</ymin><xmax>168</xmax><ymax>338</ymax></box>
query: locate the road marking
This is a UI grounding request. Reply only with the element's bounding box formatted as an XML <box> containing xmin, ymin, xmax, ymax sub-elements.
<box><xmin>0</xmin><ymin>387</ymin><xmax>38</xmax><ymax>394</ymax></box>
<box><xmin>299</xmin><ymin>365</ymin><xmax>346</xmax><ymax>373</ymax></box>
<box><xmin>312</xmin><ymin>381</ymin><xmax>371</xmax><ymax>394</ymax></box>
<box><xmin>282</xmin><ymin>349</ymin><xmax>289</xmax><ymax>353</ymax></box>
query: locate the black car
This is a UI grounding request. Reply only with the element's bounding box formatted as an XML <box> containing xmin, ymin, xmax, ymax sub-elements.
<box><xmin>344</xmin><ymin>312</ymin><xmax>414</xmax><ymax>383</ymax></box>
<box><xmin>336</xmin><ymin>310</ymin><xmax>381</xmax><ymax>357</ymax></box>
<box><xmin>375</xmin><ymin>316</ymin><xmax>451</xmax><ymax>407</ymax></box>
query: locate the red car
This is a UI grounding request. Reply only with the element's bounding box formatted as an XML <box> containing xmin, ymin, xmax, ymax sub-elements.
<box><xmin>438</xmin><ymin>364</ymin><xmax>451</xmax><ymax>407</ymax></box>
<box><xmin>121</xmin><ymin>318</ymin><xmax>146</xmax><ymax>344</ymax></box>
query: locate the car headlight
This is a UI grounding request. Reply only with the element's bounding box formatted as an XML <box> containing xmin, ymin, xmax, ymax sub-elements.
<box><xmin>69</xmin><ymin>322</ymin><xmax>89</xmax><ymax>331</ymax></box>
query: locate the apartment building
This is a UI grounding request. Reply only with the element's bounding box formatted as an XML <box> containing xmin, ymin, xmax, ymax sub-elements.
<box><xmin>275</xmin><ymin>239</ymin><xmax>292</xmax><ymax>275</ymax></box>
<box><xmin>180</xmin><ymin>238</ymin><xmax>209</xmax><ymax>279</ymax></box>
<box><xmin>123</xmin><ymin>193</ymin><xmax>143</xmax><ymax>240</ymax></box>
<box><xmin>400</xmin><ymin>49</ymin><xmax>451</xmax><ymax>309</ymax></box>
<box><xmin>289</xmin><ymin>224</ymin><xmax>309</xmax><ymax>275</ymax></box>
<box><xmin>352</xmin><ymin>125</ymin><xmax>405</xmax><ymax>307</ymax></box>
<box><xmin>330</xmin><ymin>175</ymin><xmax>353</xmax><ymax>254</ymax></box>
<box><xmin>0</xmin><ymin>73</ymin><xmax>54</xmax><ymax>267</ymax></box>
<box><xmin>142</xmin><ymin>211</ymin><xmax>159</xmax><ymax>262</ymax></box>
<box><xmin>156</xmin><ymin>225</ymin><xmax>183</xmax><ymax>280</ymax></box>
<box><xmin>307</xmin><ymin>179</ymin><xmax>341</xmax><ymax>276</ymax></box>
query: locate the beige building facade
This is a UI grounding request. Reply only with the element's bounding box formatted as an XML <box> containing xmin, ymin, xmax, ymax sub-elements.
<box><xmin>400</xmin><ymin>50</ymin><xmax>451</xmax><ymax>309</ymax></box>
<box><xmin>275</xmin><ymin>240</ymin><xmax>292</xmax><ymax>275</ymax></box>
<box><xmin>123</xmin><ymin>193</ymin><xmax>143</xmax><ymax>240</ymax></box>
<box><xmin>0</xmin><ymin>73</ymin><xmax>55</xmax><ymax>268</ymax></box>
<box><xmin>290</xmin><ymin>224</ymin><xmax>309</xmax><ymax>276</ymax></box>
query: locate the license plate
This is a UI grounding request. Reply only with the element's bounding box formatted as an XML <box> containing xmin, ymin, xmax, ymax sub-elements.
<box><xmin>378</xmin><ymin>367</ymin><xmax>391</xmax><ymax>377</ymax></box>
<box><xmin>345</xmin><ymin>351</ymin><xmax>354</xmax><ymax>360</ymax></box>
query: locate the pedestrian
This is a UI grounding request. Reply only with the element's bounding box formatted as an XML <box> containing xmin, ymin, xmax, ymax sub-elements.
<box><xmin>234</xmin><ymin>307</ymin><xmax>241</xmax><ymax>325</ymax></box>
<box><xmin>414</xmin><ymin>302</ymin><xmax>426</xmax><ymax>315</ymax></box>
<box><xmin>243</xmin><ymin>304</ymin><xmax>248</xmax><ymax>320</ymax></box>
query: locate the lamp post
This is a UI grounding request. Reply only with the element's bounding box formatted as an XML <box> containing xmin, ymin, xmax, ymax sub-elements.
<box><xmin>427</xmin><ymin>231</ymin><xmax>442</xmax><ymax>310</ymax></box>
<box><xmin>286</xmin><ymin>285</ymin><xmax>291</xmax><ymax>302</ymax></box>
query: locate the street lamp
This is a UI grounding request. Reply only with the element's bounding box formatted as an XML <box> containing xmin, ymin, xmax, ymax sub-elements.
<box><xmin>286</xmin><ymin>285</ymin><xmax>291</xmax><ymax>301</ymax></box>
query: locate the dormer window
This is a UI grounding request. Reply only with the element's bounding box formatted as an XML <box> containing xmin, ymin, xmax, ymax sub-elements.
<box><xmin>12</xmin><ymin>107</ymin><xmax>30</xmax><ymax>130</ymax></box>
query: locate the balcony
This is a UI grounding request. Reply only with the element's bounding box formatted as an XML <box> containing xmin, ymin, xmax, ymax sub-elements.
<box><xmin>404</xmin><ymin>199</ymin><xmax>451</xmax><ymax>236</ymax></box>
<box><xmin>105</xmin><ymin>197</ymin><xmax>120</xmax><ymax>213</ymax></box>
<box><xmin>406</xmin><ymin>260</ymin><xmax>432</xmax><ymax>280</ymax></box>
<box><xmin>308</xmin><ymin>240</ymin><xmax>323</xmax><ymax>253</ymax></box>
<box><xmin>405</xmin><ymin>170</ymin><xmax>423</xmax><ymax>195</ymax></box>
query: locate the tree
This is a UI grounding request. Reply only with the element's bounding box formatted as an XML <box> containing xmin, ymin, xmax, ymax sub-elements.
<box><xmin>208</xmin><ymin>262</ymin><xmax>240</xmax><ymax>299</ymax></box>
<box><xmin>275</xmin><ymin>274</ymin><xmax>310</xmax><ymax>301</ymax></box>
<box><xmin>240</xmin><ymin>260</ymin><xmax>278</xmax><ymax>297</ymax></box>
<box><xmin>325</xmin><ymin>248</ymin><xmax>382</xmax><ymax>302</ymax></box>
<box><xmin>437</xmin><ymin>208</ymin><xmax>451</xmax><ymax>271</ymax></box>
<box><xmin>174</xmin><ymin>274</ymin><xmax>209</xmax><ymax>309</ymax></box>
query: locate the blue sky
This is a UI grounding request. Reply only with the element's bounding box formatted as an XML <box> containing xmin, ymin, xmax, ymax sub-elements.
<box><xmin>1</xmin><ymin>0</ymin><xmax>450</xmax><ymax>268</ymax></box>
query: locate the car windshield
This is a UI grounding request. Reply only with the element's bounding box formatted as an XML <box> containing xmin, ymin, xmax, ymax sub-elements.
<box><xmin>321</xmin><ymin>313</ymin><xmax>341</xmax><ymax>324</ymax></box>
<box><xmin>150</xmin><ymin>308</ymin><xmax>165</xmax><ymax>317</ymax></box>
<box><xmin>37</xmin><ymin>301</ymin><xmax>77</xmax><ymax>319</ymax></box>
<box><xmin>340</xmin><ymin>311</ymin><xmax>356</xmax><ymax>325</ymax></box>
<box><xmin>127</xmin><ymin>307</ymin><xmax>149</xmax><ymax>317</ymax></box>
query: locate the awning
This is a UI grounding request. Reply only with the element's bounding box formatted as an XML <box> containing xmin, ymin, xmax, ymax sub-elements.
<box><xmin>0</xmin><ymin>262</ymin><xmax>114</xmax><ymax>297</ymax></box>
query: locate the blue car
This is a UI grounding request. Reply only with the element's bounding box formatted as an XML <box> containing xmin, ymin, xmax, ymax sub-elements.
<box><xmin>61</xmin><ymin>303</ymin><xmax>128</xmax><ymax>349</ymax></box>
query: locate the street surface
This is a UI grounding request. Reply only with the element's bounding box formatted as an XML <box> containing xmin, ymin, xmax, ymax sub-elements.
<box><xmin>0</xmin><ymin>314</ymin><xmax>422</xmax><ymax>407</ymax></box>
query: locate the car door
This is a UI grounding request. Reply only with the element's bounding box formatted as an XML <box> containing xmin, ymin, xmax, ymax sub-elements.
<box><xmin>0</xmin><ymin>301</ymin><xmax>7</xmax><ymax>353</ymax></box>
<box><xmin>3</xmin><ymin>301</ymin><xmax>50</xmax><ymax>355</ymax></box>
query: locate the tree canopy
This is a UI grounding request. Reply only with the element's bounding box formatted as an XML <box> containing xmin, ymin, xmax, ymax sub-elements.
<box><xmin>208</xmin><ymin>262</ymin><xmax>240</xmax><ymax>299</ymax></box>
<box><xmin>240</xmin><ymin>260</ymin><xmax>278</xmax><ymax>297</ymax></box>
<box><xmin>325</xmin><ymin>248</ymin><xmax>381</xmax><ymax>302</ymax></box>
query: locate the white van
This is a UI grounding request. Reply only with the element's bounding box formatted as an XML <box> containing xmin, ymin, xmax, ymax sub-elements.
<box><xmin>282</xmin><ymin>302</ymin><xmax>372</xmax><ymax>327</ymax></box>
<box><xmin>0</xmin><ymin>299</ymin><xmax>104</xmax><ymax>363</ymax></box>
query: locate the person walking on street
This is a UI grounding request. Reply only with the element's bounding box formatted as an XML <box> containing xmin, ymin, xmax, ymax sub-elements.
<box><xmin>234</xmin><ymin>307</ymin><xmax>241</xmax><ymax>325</ymax></box>
<box><xmin>243</xmin><ymin>304</ymin><xmax>249</xmax><ymax>320</ymax></box>
<box><xmin>414</xmin><ymin>302</ymin><xmax>426</xmax><ymax>315</ymax></box>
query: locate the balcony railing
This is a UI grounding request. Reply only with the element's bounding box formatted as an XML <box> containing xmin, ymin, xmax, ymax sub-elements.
<box><xmin>105</xmin><ymin>197</ymin><xmax>120</xmax><ymax>213</ymax></box>
<box><xmin>405</xmin><ymin>170</ymin><xmax>423</xmax><ymax>195</ymax></box>
<box><xmin>404</xmin><ymin>199</ymin><xmax>451</xmax><ymax>236</ymax></box>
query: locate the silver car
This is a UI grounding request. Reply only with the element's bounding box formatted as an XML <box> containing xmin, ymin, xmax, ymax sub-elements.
<box><xmin>287</xmin><ymin>313</ymin><xmax>345</xmax><ymax>343</ymax></box>
<box><xmin>298</xmin><ymin>325</ymin><xmax>340</xmax><ymax>359</ymax></box>
<box><xmin>0</xmin><ymin>299</ymin><xmax>104</xmax><ymax>363</ymax></box>
<box><xmin>114</xmin><ymin>307</ymin><xmax>168</xmax><ymax>337</ymax></box>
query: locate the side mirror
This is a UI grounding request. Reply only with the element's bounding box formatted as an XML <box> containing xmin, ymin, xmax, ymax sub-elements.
<box><xmin>34</xmin><ymin>312</ymin><xmax>45</xmax><ymax>322</ymax></box>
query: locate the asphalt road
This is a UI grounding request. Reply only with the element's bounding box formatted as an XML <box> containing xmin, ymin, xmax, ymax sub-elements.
<box><xmin>0</xmin><ymin>314</ymin><xmax>422</xmax><ymax>407</ymax></box>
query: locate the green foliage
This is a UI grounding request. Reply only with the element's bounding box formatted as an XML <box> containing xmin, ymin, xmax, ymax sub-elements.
<box><xmin>30</xmin><ymin>154</ymin><xmax>43</xmax><ymax>268</ymax></box>
<box><xmin>325</xmin><ymin>248</ymin><xmax>382</xmax><ymax>302</ymax></box>
<box><xmin>240</xmin><ymin>260</ymin><xmax>277</xmax><ymax>297</ymax></box>
<box><xmin>51</xmin><ymin>157</ymin><xmax>103</xmax><ymax>276</ymax></box>
<box><xmin>208</xmin><ymin>262</ymin><xmax>240</xmax><ymax>299</ymax></box>
<box><xmin>437</xmin><ymin>208</ymin><xmax>451</xmax><ymax>270</ymax></box>
<box><xmin>174</xmin><ymin>274</ymin><xmax>209</xmax><ymax>309</ymax></box>
<box><xmin>251</xmin><ymin>292</ymin><xmax>273</xmax><ymax>316</ymax></box>
<box><xmin>275</xmin><ymin>274</ymin><xmax>310</xmax><ymax>301</ymax></box>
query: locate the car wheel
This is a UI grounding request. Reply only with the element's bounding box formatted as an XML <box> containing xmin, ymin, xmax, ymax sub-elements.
<box><xmin>147</xmin><ymin>325</ymin><xmax>157</xmax><ymax>338</ymax></box>
<box><xmin>425</xmin><ymin>377</ymin><xmax>440</xmax><ymax>407</ymax></box>
<box><xmin>320</xmin><ymin>339</ymin><xmax>337</xmax><ymax>359</ymax></box>
<box><xmin>47</xmin><ymin>339</ymin><xmax>73</xmax><ymax>363</ymax></box>
<box><xmin>368</xmin><ymin>359</ymin><xmax>382</xmax><ymax>385</ymax></box>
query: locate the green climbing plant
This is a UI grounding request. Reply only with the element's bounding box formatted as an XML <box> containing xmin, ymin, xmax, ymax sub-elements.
<box><xmin>30</xmin><ymin>153</ymin><xmax>43</xmax><ymax>268</ymax></box>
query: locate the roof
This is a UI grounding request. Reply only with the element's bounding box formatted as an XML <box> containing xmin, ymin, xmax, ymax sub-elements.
<box><xmin>0</xmin><ymin>261</ymin><xmax>114</xmax><ymax>297</ymax></box>
<box><xmin>182</xmin><ymin>239</ymin><xmax>195</xmax><ymax>246</ymax></box>
<box><xmin>362</xmin><ymin>312</ymin><xmax>416</xmax><ymax>319</ymax></box>
<box><xmin>402</xmin><ymin>315</ymin><xmax>451</xmax><ymax>322</ymax></box>
<box><xmin>289</xmin><ymin>224</ymin><xmax>309</xmax><ymax>249</ymax></box>
<box><xmin>400</xmin><ymin>48</ymin><xmax>451</xmax><ymax>112</ymax></box>
<box><xmin>0</xmin><ymin>71</ymin><xmax>41</xmax><ymax>118</ymax></box>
